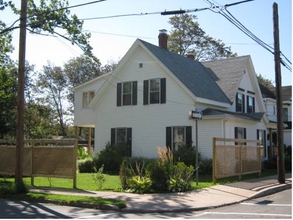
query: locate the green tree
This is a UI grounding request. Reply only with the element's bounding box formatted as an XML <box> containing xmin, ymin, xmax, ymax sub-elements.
<box><xmin>35</xmin><ymin>62</ymin><xmax>69</xmax><ymax>136</ymax></box>
<box><xmin>0</xmin><ymin>66</ymin><xmax>17</xmax><ymax>138</ymax></box>
<box><xmin>257</xmin><ymin>73</ymin><xmax>274</xmax><ymax>87</ymax></box>
<box><xmin>0</xmin><ymin>21</ymin><xmax>14</xmax><ymax>67</ymax></box>
<box><xmin>168</xmin><ymin>14</ymin><xmax>237</xmax><ymax>61</ymax></box>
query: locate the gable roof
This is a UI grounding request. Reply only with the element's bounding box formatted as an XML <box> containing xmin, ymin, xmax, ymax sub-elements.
<box><xmin>139</xmin><ymin>39</ymin><xmax>231</xmax><ymax>104</ymax></box>
<box><xmin>202</xmin><ymin>56</ymin><xmax>250</xmax><ymax>103</ymax></box>
<box><xmin>259</xmin><ymin>83</ymin><xmax>276</xmax><ymax>99</ymax></box>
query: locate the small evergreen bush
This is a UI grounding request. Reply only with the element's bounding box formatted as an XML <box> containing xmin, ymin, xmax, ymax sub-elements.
<box><xmin>78</xmin><ymin>157</ymin><xmax>95</xmax><ymax>173</ymax></box>
<box><xmin>93</xmin><ymin>142</ymin><xmax>128</xmax><ymax>173</ymax></box>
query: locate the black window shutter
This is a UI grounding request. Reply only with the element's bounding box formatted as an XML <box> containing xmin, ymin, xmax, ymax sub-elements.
<box><xmin>186</xmin><ymin>126</ymin><xmax>192</xmax><ymax>147</ymax></box>
<box><xmin>132</xmin><ymin>81</ymin><xmax>137</xmax><ymax>105</ymax></box>
<box><xmin>111</xmin><ymin>128</ymin><xmax>116</xmax><ymax>145</ymax></box>
<box><xmin>166</xmin><ymin>127</ymin><xmax>172</xmax><ymax>149</ymax></box>
<box><xmin>127</xmin><ymin>128</ymin><xmax>132</xmax><ymax>157</ymax></box>
<box><xmin>242</xmin><ymin>94</ymin><xmax>245</xmax><ymax>113</ymax></box>
<box><xmin>117</xmin><ymin>83</ymin><xmax>122</xmax><ymax>107</ymax></box>
<box><xmin>253</xmin><ymin>97</ymin><xmax>255</xmax><ymax>112</ymax></box>
<box><xmin>246</xmin><ymin>96</ymin><xmax>249</xmax><ymax>112</ymax></box>
<box><xmin>143</xmin><ymin>80</ymin><xmax>149</xmax><ymax>105</ymax></box>
<box><xmin>234</xmin><ymin>127</ymin><xmax>238</xmax><ymax>145</ymax></box>
<box><xmin>160</xmin><ymin>78</ymin><xmax>166</xmax><ymax>104</ymax></box>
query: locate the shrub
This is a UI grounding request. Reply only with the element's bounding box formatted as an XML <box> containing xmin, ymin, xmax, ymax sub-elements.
<box><xmin>93</xmin><ymin>142</ymin><xmax>128</xmax><ymax>173</ymax></box>
<box><xmin>198</xmin><ymin>158</ymin><xmax>213</xmax><ymax>175</ymax></box>
<box><xmin>0</xmin><ymin>181</ymin><xmax>16</xmax><ymax>197</ymax></box>
<box><xmin>128</xmin><ymin>176</ymin><xmax>152</xmax><ymax>194</ymax></box>
<box><xmin>169</xmin><ymin>177</ymin><xmax>192</xmax><ymax>192</ymax></box>
<box><xmin>77</xmin><ymin>147</ymin><xmax>91</xmax><ymax>160</ymax></box>
<box><xmin>119</xmin><ymin>159</ymin><xmax>134</xmax><ymax>190</ymax></box>
<box><xmin>92</xmin><ymin>165</ymin><xmax>106</xmax><ymax>190</ymax></box>
<box><xmin>146</xmin><ymin>160</ymin><xmax>169</xmax><ymax>192</ymax></box>
<box><xmin>78</xmin><ymin>157</ymin><xmax>95</xmax><ymax>173</ymax></box>
<box><xmin>173</xmin><ymin>145</ymin><xmax>197</xmax><ymax>167</ymax></box>
<box><xmin>168</xmin><ymin>162</ymin><xmax>194</xmax><ymax>192</ymax></box>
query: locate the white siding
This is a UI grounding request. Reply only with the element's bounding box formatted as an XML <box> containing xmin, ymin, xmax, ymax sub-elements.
<box><xmin>74</xmin><ymin>76</ymin><xmax>106</xmax><ymax>126</ymax></box>
<box><xmin>94</xmin><ymin>47</ymin><xmax>210</xmax><ymax>158</ymax></box>
<box><xmin>198</xmin><ymin>119</ymin><xmax>223</xmax><ymax>159</ymax></box>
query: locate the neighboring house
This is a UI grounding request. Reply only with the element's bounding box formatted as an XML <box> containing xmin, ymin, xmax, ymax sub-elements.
<box><xmin>260</xmin><ymin>84</ymin><xmax>292</xmax><ymax>151</ymax></box>
<box><xmin>74</xmin><ymin>30</ymin><xmax>273</xmax><ymax>160</ymax></box>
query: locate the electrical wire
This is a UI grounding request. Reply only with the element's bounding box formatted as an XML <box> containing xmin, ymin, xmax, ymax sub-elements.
<box><xmin>203</xmin><ymin>0</ymin><xmax>291</xmax><ymax>72</ymax></box>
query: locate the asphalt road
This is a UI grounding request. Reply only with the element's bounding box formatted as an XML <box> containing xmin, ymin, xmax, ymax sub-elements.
<box><xmin>0</xmin><ymin>188</ymin><xmax>291</xmax><ymax>219</ymax></box>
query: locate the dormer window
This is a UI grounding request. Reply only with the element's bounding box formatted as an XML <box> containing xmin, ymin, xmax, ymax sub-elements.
<box><xmin>247</xmin><ymin>95</ymin><xmax>255</xmax><ymax>113</ymax></box>
<box><xmin>83</xmin><ymin>91</ymin><xmax>95</xmax><ymax>108</ymax></box>
<box><xmin>236</xmin><ymin>92</ymin><xmax>245</xmax><ymax>112</ymax></box>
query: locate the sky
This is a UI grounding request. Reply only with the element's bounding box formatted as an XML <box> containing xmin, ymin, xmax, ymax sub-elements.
<box><xmin>2</xmin><ymin>0</ymin><xmax>292</xmax><ymax>86</ymax></box>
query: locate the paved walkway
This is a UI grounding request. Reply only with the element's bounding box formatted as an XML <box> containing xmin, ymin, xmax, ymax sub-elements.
<box><xmin>29</xmin><ymin>173</ymin><xmax>292</xmax><ymax>213</ymax></box>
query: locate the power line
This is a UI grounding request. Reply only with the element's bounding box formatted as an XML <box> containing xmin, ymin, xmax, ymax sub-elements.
<box><xmin>203</xmin><ymin>0</ymin><xmax>291</xmax><ymax>72</ymax></box>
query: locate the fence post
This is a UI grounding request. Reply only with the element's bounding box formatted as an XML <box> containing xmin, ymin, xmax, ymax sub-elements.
<box><xmin>258</xmin><ymin>140</ymin><xmax>262</xmax><ymax>177</ymax></box>
<box><xmin>212</xmin><ymin>137</ymin><xmax>216</xmax><ymax>184</ymax></box>
<box><xmin>238</xmin><ymin>144</ymin><xmax>242</xmax><ymax>181</ymax></box>
<box><xmin>30</xmin><ymin>145</ymin><xmax>34</xmax><ymax>186</ymax></box>
<box><xmin>73</xmin><ymin>126</ymin><xmax>78</xmax><ymax>188</ymax></box>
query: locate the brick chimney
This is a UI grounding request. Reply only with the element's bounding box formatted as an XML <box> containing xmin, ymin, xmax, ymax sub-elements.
<box><xmin>158</xmin><ymin>29</ymin><xmax>168</xmax><ymax>50</ymax></box>
<box><xmin>186</xmin><ymin>50</ymin><xmax>195</xmax><ymax>60</ymax></box>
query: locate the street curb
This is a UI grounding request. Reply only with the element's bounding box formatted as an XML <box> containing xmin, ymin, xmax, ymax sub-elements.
<box><xmin>119</xmin><ymin>182</ymin><xmax>292</xmax><ymax>213</ymax></box>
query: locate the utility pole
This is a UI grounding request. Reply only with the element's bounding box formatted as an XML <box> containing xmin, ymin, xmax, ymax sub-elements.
<box><xmin>273</xmin><ymin>2</ymin><xmax>285</xmax><ymax>184</ymax></box>
<box><xmin>15</xmin><ymin>0</ymin><xmax>28</xmax><ymax>192</ymax></box>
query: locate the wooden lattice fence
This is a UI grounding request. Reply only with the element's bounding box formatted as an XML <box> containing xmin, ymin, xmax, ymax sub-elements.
<box><xmin>213</xmin><ymin>137</ymin><xmax>262</xmax><ymax>183</ymax></box>
<box><xmin>0</xmin><ymin>139</ymin><xmax>77</xmax><ymax>187</ymax></box>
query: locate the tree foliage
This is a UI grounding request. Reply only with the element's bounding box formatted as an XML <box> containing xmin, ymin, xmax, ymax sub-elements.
<box><xmin>0</xmin><ymin>21</ymin><xmax>14</xmax><ymax>67</ymax></box>
<box><xmin>0</xmin><ymin>66</ymin><xmax>17</xmax><ymax>138</ymax></box>
<box><xmin>35</xmin><ymin>62</ymin><xmax>69</xmax><ymax>136</ymax></box>
<box><xmin>168</xmin><ymin>14</ymin><xmax>237</xmax><ymax>61</ymax></box>
<box><xmin>257</xmin><ymin>73</ymin><xmax>274</xmax><ymax>87</ymax></box>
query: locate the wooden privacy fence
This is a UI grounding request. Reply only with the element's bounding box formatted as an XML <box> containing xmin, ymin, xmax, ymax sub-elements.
<box><xmin>213</xmin><ymin>137</ymin><xmax>262</xmax><ymax>183</ymax></box>
<box><xmin>0</xmin><ymin>139</ymin><xmax>77</xmax><ymax>188</ymax></box>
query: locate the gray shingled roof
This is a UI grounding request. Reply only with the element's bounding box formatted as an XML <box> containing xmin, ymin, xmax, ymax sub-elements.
<box><xmin>139</xmin><ymin>40</ymin><xmax>231</xmax><ymax>104</ymax></box>
<box><xmin>202</xmin><ymin>56</ymin><xmax>250</xmax><ymax>103</ymax></box>
<box><xmin>273</xmin><ymin>86</ymin><xmax>292</xmax><ymax>102</ymax></box>
<box><xmin>259</xmin><ymin>83</ymin><xmax>276</xmax><ymax>99</ymax></box>
<box><xmin>202</xmin><ymin>108</ymin><xmax>265</xmax><ymax>121</ymax></box>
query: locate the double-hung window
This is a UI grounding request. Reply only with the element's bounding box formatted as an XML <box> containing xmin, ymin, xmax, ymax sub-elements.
<box><xmin>166</xmin><ymin>126</ymin><xmax>192</xmax><ymax>151</ymax></box>
<box><xmin>111</xmin><ymin>127</ymin><xmax>132</xmax><ymax>157</ymax></box>
<box><xmin>143</xmin><ymin>78</ymin><xmax>166</xmax><ymax>105</ymax></box>
<box><xmin>247</xmin><ymin>95</ymin><xmax>255</xmax><ymax>113</ymax></box>
<box><xmin>117</xmin><ymin>81</ymin><xmax>137</xmax><ymax>106</ymax></box>
<box><xmin>83</xmin><ymin>91</ymin><xmax>95</xmax><ymax>108</ymax></box>
<box><xmin>283</xmin><ymin>108</ymin><xmax>288</xmax><ymax>122</ymax></box>
<box><xmin>236</xmin><ymin>92</ymin><xmax>245</xmax><ymax>113</ymax></box>
<box><xmin>234</xmin><ymin>127</ymin><xmax>246</xmax><ymax>145</ymax></box>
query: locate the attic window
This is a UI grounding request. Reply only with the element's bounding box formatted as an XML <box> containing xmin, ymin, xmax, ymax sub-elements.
<box><xmin>83</xmin><ymin>91</ymin><xmax>95</xmax><ymax>108</ymax></box>
<box><xmin>139</xmin><ymin>63</ymin><xmax>143</xmax><ymax>68</ymax></box>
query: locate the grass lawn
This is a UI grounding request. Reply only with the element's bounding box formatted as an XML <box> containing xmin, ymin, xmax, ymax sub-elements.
<box><xmin>1</xmin><ymin>169</ymin><xmax>279</xmax><ymax>191</ymax></box>
<box><xmin>0</xmin><ymin>169</ymin><xmax>280</xmax><ymax>209</ymax></box>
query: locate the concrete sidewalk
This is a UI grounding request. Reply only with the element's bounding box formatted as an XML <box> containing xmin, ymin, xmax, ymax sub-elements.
<box><xmin>29</xmin><ymin>173</ymin><xmax>292</xmax><ymax>213</ymax></box>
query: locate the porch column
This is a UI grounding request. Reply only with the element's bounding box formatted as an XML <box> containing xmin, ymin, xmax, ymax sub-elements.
<box><xmin>88</xmin><ymin>127</ymin><xmax>92</xmax><ymax>154</ymax></box>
